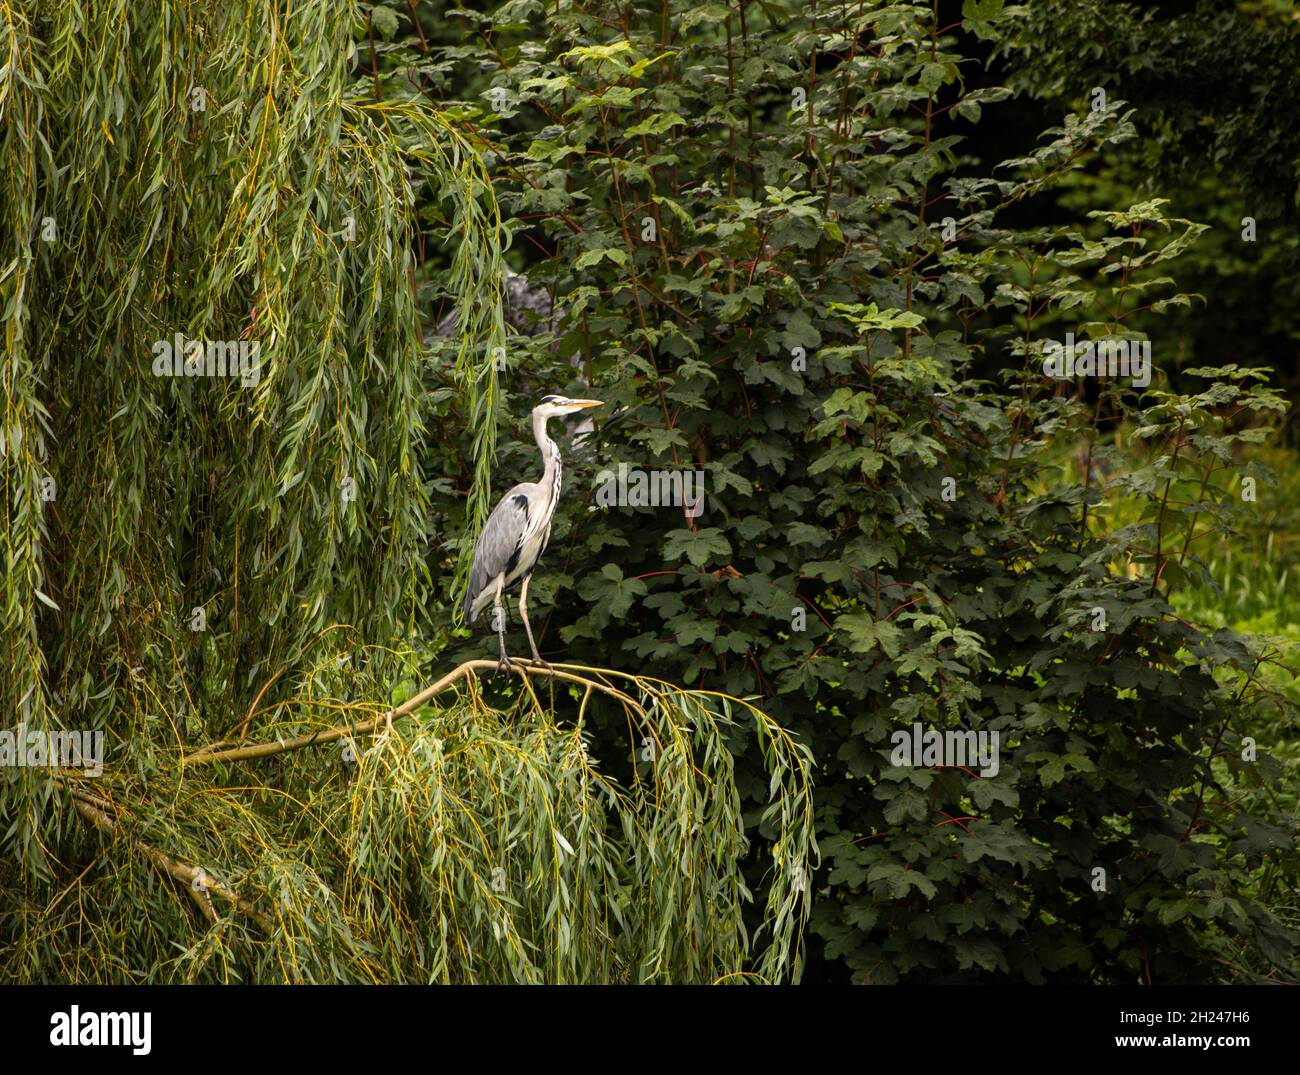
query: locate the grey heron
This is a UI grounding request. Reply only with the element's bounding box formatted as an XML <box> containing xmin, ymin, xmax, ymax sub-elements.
<box><xmin>462</xmin><ymin>394</ymin><xmax>603</xmax><ymax>670</ymax></box>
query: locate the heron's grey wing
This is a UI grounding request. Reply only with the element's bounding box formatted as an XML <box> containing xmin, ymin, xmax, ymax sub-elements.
<box><xmin>463</xmin><ymin>484</ymin><xmax>534</xmax><ymax>622</ymax></box>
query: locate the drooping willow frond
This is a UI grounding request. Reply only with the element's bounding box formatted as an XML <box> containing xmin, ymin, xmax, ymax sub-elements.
<box><xmin>0</xmin><ymin>0</ymin><xmax>502</xmax><ymax>873</ymax></box>
<box><xmin>16</xmin><ymin>660</ymin><xmax>815</xmax><ymax>984</ymax></box>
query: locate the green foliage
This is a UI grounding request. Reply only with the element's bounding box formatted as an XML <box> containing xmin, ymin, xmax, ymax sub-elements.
<box><xmin>416</xmin><ymin>0</ymin><xmax>1299</xmax><ymax>982</ymax></box>
<box><xmin>0</xmin><ymin>0</ymin><xmax>815</xmax><ymax>984</ymax></box>
<box><xmin>2</xmin><ymin>0</ymin><xmax>498</xmax><ymax>778</ymax></box>
<box><xmin>5</xmin><ymin>0</ymin><xmax>1297</xmax><ymax>986</ymax></box>
<box><xmin>4</xmin><ymin>657</ymin><xmax>813</xmax><ymax>983</ymax></box>
<box><xmin>994</xmin><ymin>0</ymin><xmax>1300</xmax><ymax>407</ymax></box>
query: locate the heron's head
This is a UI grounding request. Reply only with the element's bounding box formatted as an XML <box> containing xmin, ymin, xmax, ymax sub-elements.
<box><xmin>534</xmin><ymin>394</ymin><xmax>603</xmax><ymax>418</ymax></box>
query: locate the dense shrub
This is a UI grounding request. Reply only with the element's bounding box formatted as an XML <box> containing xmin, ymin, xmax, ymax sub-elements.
<box><xmin>418</xmin><ymin>0</ymin><xmax>1298</xmax><ymax>982</ymax></box>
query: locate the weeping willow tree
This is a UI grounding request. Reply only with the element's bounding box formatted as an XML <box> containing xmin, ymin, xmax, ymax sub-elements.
<box><xmin>0</xmin><ymin>0</ymin><xmax>816</xmax><ymax>982</ymax></box>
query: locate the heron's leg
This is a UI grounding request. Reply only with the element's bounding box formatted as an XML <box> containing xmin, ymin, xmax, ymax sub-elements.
<box><xmin>519</xmin><ymin>574</ymin><xmax>549</xmax><ymax>668</ymax></box>
<box><xmin>493</xmin><ymin>576</ymin><xmax>513</xmax><ymax>674</ymax></box>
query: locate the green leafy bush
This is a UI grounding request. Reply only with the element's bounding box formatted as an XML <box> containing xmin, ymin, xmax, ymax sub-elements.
<box><xmin>421</xmin><ymin>0</ymin><xmax>1298</xmax><ymax>982</ymax></box>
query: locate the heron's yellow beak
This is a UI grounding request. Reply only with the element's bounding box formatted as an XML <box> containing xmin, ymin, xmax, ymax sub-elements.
<box><xmin>567</xmin><ymin>399</ymin><xmax>603</xmax><ymax>408</ymax></box>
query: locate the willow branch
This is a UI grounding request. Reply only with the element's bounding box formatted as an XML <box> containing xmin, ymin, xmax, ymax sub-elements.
<box><xmin>184</xmin><ymin>660</ymin><xmax>646</xmax><ymax>767</ymax></box>
<box><xmin>67</xmin><ymin>790</ymin><xmax>272</xmax><ymax>932</ymax></box>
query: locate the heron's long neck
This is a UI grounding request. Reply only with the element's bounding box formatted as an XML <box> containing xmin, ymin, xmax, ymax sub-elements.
<box><xmin>533</xmin><ymin>409</ymin><xmax>563</xmax><ymax>508</ymax></box>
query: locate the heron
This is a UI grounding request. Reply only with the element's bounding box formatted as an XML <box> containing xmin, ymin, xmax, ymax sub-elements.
<box><xmin>462</xmin><ymin>394</ymin><xmax>603</xmax><ymax>671</ymax></box>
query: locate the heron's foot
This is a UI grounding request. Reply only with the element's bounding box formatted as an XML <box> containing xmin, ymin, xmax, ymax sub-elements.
<box><xmin>528</xmin><ymin>653</ymin><xmax>552</xmax><ymax>671</ymax></box>
<box><xmin>496</xmin><ymin>653</ymin><xmax>515</xmax><ymax>676</ymax></box>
